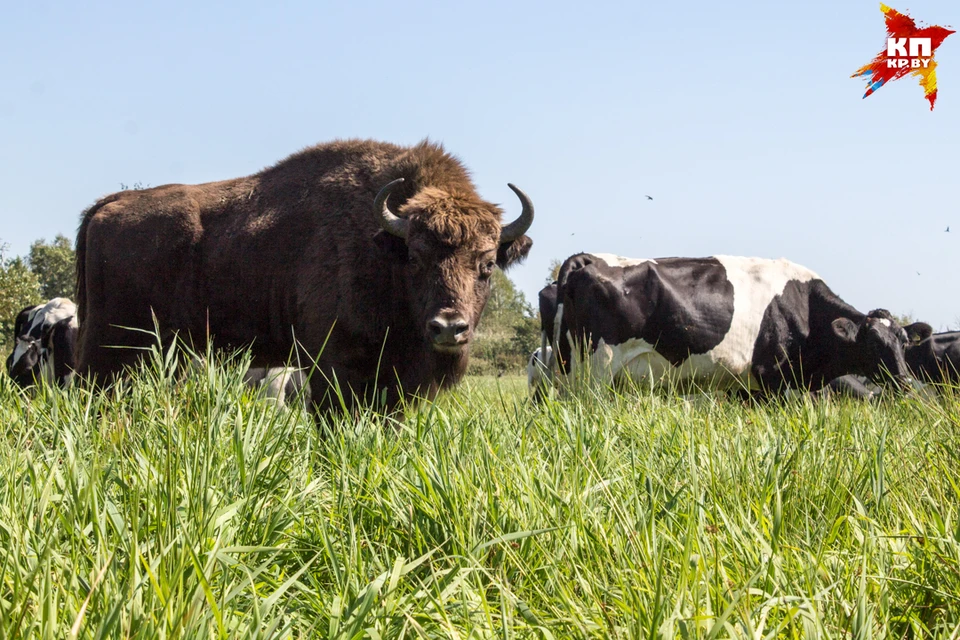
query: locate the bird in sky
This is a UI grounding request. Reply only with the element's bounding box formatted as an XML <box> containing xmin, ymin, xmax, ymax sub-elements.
<box><xmin>946</xmin><ymin>226</ymin><xmax>950</xmax><ymax>232</ymax></box>
<box><xmin>645</xmin><ymin>195</ymin><xmax>653</xmax><ymax>200</ymax></box>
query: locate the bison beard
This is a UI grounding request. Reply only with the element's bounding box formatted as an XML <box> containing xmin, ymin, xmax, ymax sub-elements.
<box><xmin>73</xmin><ymin>139</ymin><xmax>534</xmax><ymax>416</ymax></box>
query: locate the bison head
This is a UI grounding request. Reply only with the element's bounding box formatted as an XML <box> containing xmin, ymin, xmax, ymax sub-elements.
<box><xmin>373</xmin><ymin>178</ymin><xmax>533</xmax><ymax>357</ymax></box>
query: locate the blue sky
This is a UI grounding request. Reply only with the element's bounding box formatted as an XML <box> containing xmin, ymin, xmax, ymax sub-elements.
<box><xmin>1</xmin><ymin>0</ymin><xmax>957</xmax><ymax>328</ymax></box>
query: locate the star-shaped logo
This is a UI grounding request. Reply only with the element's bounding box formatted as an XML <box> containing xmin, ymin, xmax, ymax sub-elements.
<box><xmin>852</xmin><ymin>4</ymin><xmax>954</xmax><ymax>110</ymax></box>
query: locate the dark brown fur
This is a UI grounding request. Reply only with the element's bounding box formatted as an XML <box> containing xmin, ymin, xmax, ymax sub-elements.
<box><xmin>74</xmin><ymin>139</ymin><xmax>533</xmax><ymax>414</ymax></box>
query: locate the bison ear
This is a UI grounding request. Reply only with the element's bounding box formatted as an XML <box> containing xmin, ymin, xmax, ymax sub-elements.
<box><xmin>373</xmin><ymin>230</ymin><xmax>409</xmax><ymax>262</ymax></box>
<box><xmin>903</xmin><ymin>322</ymin><xmax>933</xmax><ymax>343</ymax></box>
<box><xmin>831</xmin><ymin>317</ymin><xmax>859</xmax><ymax>344</ymax></box>
<box><xmin>496</xmin><ymin>235</ymin><xmax>532</xmax><ymax>270</ymax></box>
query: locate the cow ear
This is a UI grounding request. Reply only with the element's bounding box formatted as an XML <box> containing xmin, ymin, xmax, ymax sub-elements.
<box><xmin>903</xmin><ymin>322</ymin><xmax>934</xmax><ymax>343</ymax></box>
<box><xmin>496</xmin><ymin>235</ymin><xmax>532</xmax><ymax>270</ymax></box>
<box><xmin>832</xmin><ymin>317</ymin><xmax>859</xmax><ymax>343</ymax></box>
<box><xmin>373</xmin><ymin>230</ymin><xmax>409</xmax><ymax>262</ymax></box>
<box><xmin>13</xmin><ymin>306</ymin><xmax>35</xmax><ymax>336</ymax></box>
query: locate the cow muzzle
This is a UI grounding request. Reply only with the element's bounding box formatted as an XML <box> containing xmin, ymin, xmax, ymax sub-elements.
<box><xmin>8</xmin><ymin>338</ymin><xmax>41</xmax><ymax>387</ymax></box>
<box><xmin>891</xmin><ymin>373</ymin><xmax>922</xmax><ymax>392</ymax></box>
<box><xmin>427</xmin><ymin>311</ymin><xmax>470</xmax><ymax>352</ymax></box>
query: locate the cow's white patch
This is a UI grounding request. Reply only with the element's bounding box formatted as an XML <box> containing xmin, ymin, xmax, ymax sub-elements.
<box><xmin>10</xmin><ymin>305</ymin><xmax>42</xmax><ymax>368</ymax></box>
<box><xmin>562</xmin><ymin>256</ymin><xmax>820</xmax><ymax>391</ymax></box>
<box><xmin>43</xmin><ymin>349</ymin><xmax>57</xmax><ymax>386</ymax></box>
<box><xmin>878</xmin><ymin>318</ymin><xmax>891</xmax><ymax>327</ymax></box>
<box><xmin>706</xmin><ymin>256</ymin><xmax>819</xmax><ymax>379</ymax></box>
<box><xmin>527</xmin><ymin>345</ymin><xmax>553</xmax><ymax>396</ymax></box>
<box><xmin>590</xmin><ymin>253</ymin><xmax>658</xmax><ymax>268</ymax></box>
<box><xmin>246</xmin><ymin>366</ymin><xmax>309</xmax><ymax>408</ymax></box>
<box><xmin>11</xmin><ymin>337</ymin><xmax>35</xmax><ymax>369</ymax></box>
<box><xmin>33</xmin><ymin>298</ymin><xmax>76</xmax><ymax>328</ymax></box>
<box><xmin>553</xmin><ymin>303</ymin><xmax>564</xmax><ymax>354</ymax></box>
<box><xmin>570</xmin><ymin>335</ymin><xmax>759</xmax><ymax>391</ymax></box>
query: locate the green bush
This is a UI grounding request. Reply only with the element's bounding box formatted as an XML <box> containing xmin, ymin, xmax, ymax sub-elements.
<box><xmin>28</xmin><ymin>233</ymin><xmax>76</xmax><ymax>300</ymax></box>
<box><xmin>470</xmin><ymin>270</ymin><xmax>538</xmax><ymax>375</ymax></box>
<box><xmin>0</xmin><ymin>243</ymin><xmax>43</xmax><ymax>354</ymax></box>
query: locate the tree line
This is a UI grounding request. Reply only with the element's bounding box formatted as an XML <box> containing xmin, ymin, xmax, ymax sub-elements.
<box><xmin>0</xmin><ymin>235</ymin><xmax>75</xmax><ymax>353</ymax></box>
<box><xmin>0</xmin><ymin>235</ymin><xmax>545</xmax><ymax>375</ymax></box>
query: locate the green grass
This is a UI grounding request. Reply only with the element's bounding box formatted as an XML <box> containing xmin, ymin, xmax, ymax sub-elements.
<box><xmin>2</xmin><ymin>345</ymin><xmax>960</xmax><ymax>638</ymax></box>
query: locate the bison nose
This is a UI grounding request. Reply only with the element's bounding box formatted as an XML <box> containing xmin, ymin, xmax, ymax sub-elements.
<box><xmin>427</xmin><ymin>313</ymin><xmax>470</xmax><ymax>349</ymax></box>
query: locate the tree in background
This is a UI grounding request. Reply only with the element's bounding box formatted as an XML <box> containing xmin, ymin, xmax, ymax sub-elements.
<box><xmin>890</xmin><ymin>312</ymin><xmax>916</xmax><ymax>327</ymax></box>
<box><xmin>469</xmin><ymin>270</ymin><xmax>539</xmax><ymax>375</ymax></box>
<box><xmin>28</xmin><ymin>234</ymin><xmax>75</xmax><ymax>299</ymax></box>
<box><xmin>0</xmin><ymin>242</ymin><xmax>44</xmax><ymax>354</ymax></box>
<box><xmin>546</xmin><ymin>258</ymin><xmax>561</xmax><ymax>285</ymax></box>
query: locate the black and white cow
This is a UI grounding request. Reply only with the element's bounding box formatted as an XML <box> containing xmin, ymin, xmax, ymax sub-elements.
<box><xmin>5</xmin><ymin>298</ymin><xmax>79</xmax><ymax>388</ymax></box>
<box><xmin>527</xmin><ymin>281</ymin><xmax>560</xmax><ymax>401</ymax></box>
<box><xmin>243</xmin><ymin>367</ymin><xmax>312</xmax><ymax>408</ymax></box>
<box><xmin>901</xmin><ymin>325</ymin><xmax>960</xmax><ymax>384</ymax></box>
<box><xmin>527</xmin><ymin>345</ymin><xmax>553</xmax><ymax>401</ymax></box>
<box><xmin>544</xmin><ymin>253</ymin><xmax>916</xmax><ymax>394</ymax></box>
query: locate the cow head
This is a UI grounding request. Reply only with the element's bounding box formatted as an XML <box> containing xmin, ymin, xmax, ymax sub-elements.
<box><xmin>373</xmin><ymin>178</ymin><xmax>533</xmax><ymax>358</ymax></box>
<box><xmin>831</xmin><ymin>309</ymin><xmax>913</xmax><ymax>385</ymax></box>
<box><xmin>6</xmin><ymin>304</ymin><xmax>43</xmax><ymax>387</ymax></box>
<box><xmin>7</xmin><ymin>334</ymin><xmax>43</xmax><ymax>387</ymax></box>
<box><xmin>5</xmin><ymin>301</ymin><xmax>79</xmax><ymax>389</ymax></box>
<box><xmin>902</xmin><ymin>321</ymin><xmax>935</xmax><ymax>344</ymax></box>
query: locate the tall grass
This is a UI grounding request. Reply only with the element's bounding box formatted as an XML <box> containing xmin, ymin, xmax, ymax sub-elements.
<box><xmin>1</xmin><ymin>343</ymin><xmax>959</xmax><ymax>638</ymax></box>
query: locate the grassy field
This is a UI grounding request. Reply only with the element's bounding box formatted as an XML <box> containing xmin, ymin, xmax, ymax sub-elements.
<box><xmin>2</xmin><ymin>347</ymin><xmax>960</xmax><ymax>638</ymax></box>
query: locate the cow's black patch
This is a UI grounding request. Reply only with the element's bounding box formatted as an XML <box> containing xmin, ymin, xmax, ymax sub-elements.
<box><xmin>538</xmin><ymin>281</ymin><xmax>558</xmax><ymax>341</ymax></box>
<box><xmin>905</xmin><ymin>331</ymin><xmax>960</xmax><ymax>383</ymax></box>
<box><xmin>752</xmin><ymin>279</ymin><xmax>912</xmax><ymax>390</ymax></box>
<box><xmin>555</xmin><ymin>254</ymin><xmax>734</xmax><ymax>369</ymax></box>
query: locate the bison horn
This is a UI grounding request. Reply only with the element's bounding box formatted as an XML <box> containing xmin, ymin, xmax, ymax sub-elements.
<box><xmin>500</xmin><ymin>183</ymin><xmax>534</xmax><ymax>242</ymax></box>
<box><xmin>374</xmin><ymin>178</ymin><xmax>410</xmax><ymax>239</ymax></box>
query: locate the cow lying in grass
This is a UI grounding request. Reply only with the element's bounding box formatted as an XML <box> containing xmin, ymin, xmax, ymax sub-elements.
<box><xmin>901</xmin><ymin>325</ymin><xmax>960</xmax><ymax>384</ymax></box>
<box><xmin>532</xmin><ymin>253</ymin><xmax>920</xmax><ymax>398</ymax></box>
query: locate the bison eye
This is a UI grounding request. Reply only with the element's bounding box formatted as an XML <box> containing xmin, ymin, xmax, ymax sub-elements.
<box><xmin>479</xmin><ymin>260</ymin><xmax>496</xmax><ymax>280</ymax></box>
<box><xmin>409</xmin><ymin>252</ymin><xmax>426</xmax><ymax>269</ymax></box>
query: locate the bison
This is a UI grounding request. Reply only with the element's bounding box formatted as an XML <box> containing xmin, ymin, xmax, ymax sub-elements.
<box><xmin>74</xmin><ymin>139</ymin><xmax>534</xmax><ymax>414</ymax></box>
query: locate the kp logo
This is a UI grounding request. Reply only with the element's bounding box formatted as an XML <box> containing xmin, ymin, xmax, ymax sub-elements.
<box><xmin>852</xmin><ymin>4</ymin><xmax>954</xmax><ymax>110</ymax></box>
